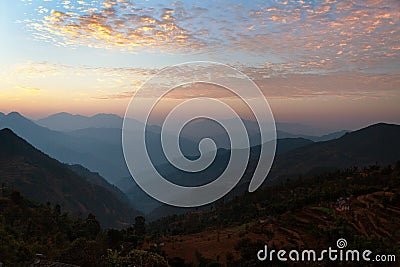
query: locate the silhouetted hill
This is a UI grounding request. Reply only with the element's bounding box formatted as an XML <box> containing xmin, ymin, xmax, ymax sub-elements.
<box><xmin>66</xmin><ymin>164</ymin><xmax>134</xmax><ymax>206</ymax></box>
<box><xmin>313</xmin><ymin>129</ymin><xmax>349</xmax><ymax>141</ymax></box>
<box><xmin>276</xmin><ymin>129</ymin><xmax>349</xmax><ymax>141</ymax></box>
<box><xmin>1</xmin><ymin>112</ymin><xmax>201</xmax><ymax>191</ymax></box>
<box><xmin>274</xmin><ymin>137</ymin><xmax>314</xmax><ymax>154</ymax></box>
<box><xmin>268</xmin><ymin>123</ymin><xmax>400</xmax><ymax>184</ymax></box>
<box><xmin>142</xmin><ymin>137</ymin><xmax>314</xmax><ymax>219</ymax></box>
<box><xmin>0</xmin><ymin>128</ymin><xmax>140</xmax><ymax>228</ymax></box>
<box><xmin>179</xmin><ymin>118</ymin><xmax>345</xmax><ymax>148</ymax></box>
<box><xmin>145</xmin><ymin>123</ymin><xmax>399</xmax><ymax>219</ymax></box>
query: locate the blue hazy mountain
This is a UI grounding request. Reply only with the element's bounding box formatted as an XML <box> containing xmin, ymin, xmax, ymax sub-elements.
<box><xmin>1</xmin><ymin>112</ymin><xmax>203</xmax><ymax>185</ymax></box>
<box><xmin>0</xmin><ymin>112</ymin><xmax>130</xmax><ymax>182</ymax></box>
<box><xmin>275</xmin><ymin>121</ymin><xmax>333</xmax><ymax>136</ymax></box>
<box><xmin>177</xmin><ymin>118</ymin><xmax>348</xmax><ymax>148</ymax></box>
<box><xmin>36</xmin><ymin>112</ymin><xmax>347</xmax><ymax>143</ymax></box>
<box><xmin>1</xmin><ymin>111</ymin><xmax>358</xmax><ymax>215</ymax></box>
<box><xmin>116</xmin><ymin>136</ymin><xmax>316</xmax><ymax>214</ymax></box>
<box><xmin>67</xmin><ymin>126</ymin><xmax>200</xmax><ymax>171</ymax></box>
<box><xmin>37</xmin><ymin>112</ymin><xmax>126</xmax><ymax>131</ymax></box>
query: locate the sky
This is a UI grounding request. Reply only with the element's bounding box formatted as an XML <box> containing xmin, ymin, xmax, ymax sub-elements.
<box><xmin>0</xmin><ymin>0</ymin><xmax>399</xmax><ymax>130</ymax></box>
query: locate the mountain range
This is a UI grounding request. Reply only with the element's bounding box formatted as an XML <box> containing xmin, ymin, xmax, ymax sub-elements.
<box><xmin>0</xmin><ymin>128</ymin><xmax>140</xmax><ymax>228</ymax></box>
<box><xmin>266</xmin><ymin>122</ymin><xmax>400</xmax><ymax>184</ymax></box>
<box><xmin>144</xmin><ymin>122</ymin><xmax>400</xmax><ymax>219</ymax></box>
<box><xmin>36</xmin><ymin>112</ymin><xmax>338</xmax><ymax>136</ymax></box>
<box><xmin>37</xmin><ymin>112</ymin><xmax>125</xmax><ymax>131</ymax></box>
<box><xmin>1</xmin><ymin>112</ymin><xmax>205</xmax><ymax>184</ymax></box>
<box><xmin>0</xmin><ymin>112</ymin><xmax>130</xmax><ymax>182</ymax></box>
<box><xmin>2</xmin><ymin>111</ymin><xmax>398</xmax><ymax>218</ymax></box>
<box><xmin>0</xmin><ymin>112</ymin><xmax>348</xmax><ymax>185</ymax></box>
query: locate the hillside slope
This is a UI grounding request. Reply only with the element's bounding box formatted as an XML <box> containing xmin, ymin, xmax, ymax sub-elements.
<box><xmin>0</xmin><ymin>128</ymin><xmax>140</xmax><ymax>228</ymax></box>
<box><xmin>0</xmin><ymin>112</ymin><xmax>130</xmax><ymax>182</ymax></box>
<box><xmin>267</xmin><ymin>123</ymin><xmax>400</xmax><ymax>184</ymax></box>
<box><xmin>149</xmin><ymin>163</ymin><xmax>400</xmax><ymax>266</ymax></box>
<box><xmin>145</xmin><ymin>123</ymin><xmax>400</xmax><ymax>220</ymax></box>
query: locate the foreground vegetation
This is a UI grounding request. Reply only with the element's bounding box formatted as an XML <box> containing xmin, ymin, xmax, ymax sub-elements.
<box><xmin>149</xmin><ymin>162</ymin><xmax>400</xmax><ymax>266</ymax></box>
<box><xmin>1</xmin><ymin>162</ymin><xmax>399</xmax><ymax>266</ymax></box>
<box><xmin>0</xmin><ymin>187</ymin><xmax>168</xmax><ymax>266</ymax></box>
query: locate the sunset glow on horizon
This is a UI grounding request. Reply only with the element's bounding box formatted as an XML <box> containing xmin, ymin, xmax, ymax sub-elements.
<box><xmin>0</xmin><ymin>0</ymin><xmax>399</xmax><ymax>130</ymax></box>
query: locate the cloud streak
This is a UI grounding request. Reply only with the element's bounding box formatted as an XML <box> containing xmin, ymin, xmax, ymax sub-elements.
<box><xmin>15</xmin><ymin>85</ymin><xmax>42</xmax><ymax>94</ymax></box>
<box><xmin>3</xmin><ymin>61</ymin><xmax>398</xmax><ymax>103</ymax></box>
<box><xmin>90</xmin><ymin>69</ymin><xmax>400</xmax><ymax>100</ymax></box>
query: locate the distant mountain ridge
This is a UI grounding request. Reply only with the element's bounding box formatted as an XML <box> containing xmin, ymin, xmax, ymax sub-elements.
<box><xmin>267</xmin><ymin>122</ymin><xmax>400</xmax><ymax>184</ymax></box>
<box><xmin>144</xmin><ymin>122</ymin><xmax>400</xmax><ymax>219</ymax></box>
<box><xmin>3</xmin><ymin>111</ymin><xmax>393</xmax><ymax>217</ymax></box>
<box><xmin>0</xmin><ymin>112</ymin><xmax>202</xmax><ymax>185</ymax></box>
<box><xmin>277</xmin><ymin>129</ymin><xmax>349</xmax><ymax>142</ymax></box>
<box><xmin>118</xmin><ymin>137</ymin><xmax>316</xmax><ymax>216</ymax></box>
<box><xmin>37</xmin><ymin>112</ymin><xmax>125</xmax><ymax>131</ymax></box>
<box><xmin>36</xmin><ymin>112</ymin><xmax>348</xmax><ymax>141</ymax></box>
<box><xmin>275</xmin><ymin>121</ymin><xmax>333</xmax><ymax>136</ymax></box>
<box><xmin>0</xmin><ymin>128</ymin><xmax>140</xmax><ymax>228</ymax></box>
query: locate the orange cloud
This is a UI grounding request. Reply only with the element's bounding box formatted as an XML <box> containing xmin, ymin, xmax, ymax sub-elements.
<box><xmin>21</xmin><ymin>0</ymin><xmax>400</xmax><ymax>73</ymax></box>
<box><xmin>27</xmin><ymin>1</ymin><xmax>207</xmax><ymax>53</ymax></box>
